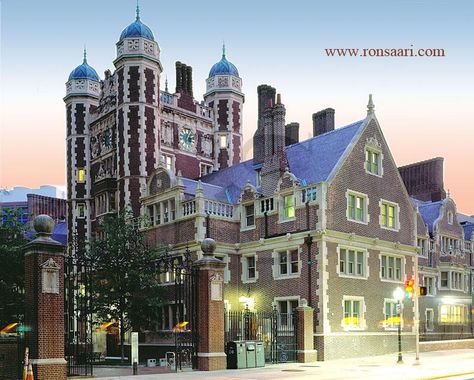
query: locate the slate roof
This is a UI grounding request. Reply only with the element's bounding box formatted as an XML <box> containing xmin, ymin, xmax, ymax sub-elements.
<box><xmin>418</xmin><ymin>201</ymin><xmax>443</xmax><ymax>234</ymax></box>
<box><xmin>181</xmin><ymin>178</ymin><xmax>230</xmax><ymax>203</ymax></box>
<box><xmin>463</xmin><ymin>223</ymin><xmax>474</xmax><ymax>241</ymax></box>
<box><xmin>458</xmin><ymin>213</ymin><xmax>474</xmax><ymax>224</ymax></box>
<box><xmin>198</xmin><ymin>119</ymin><xmax>366</xmax><ymax>204</ymax></box>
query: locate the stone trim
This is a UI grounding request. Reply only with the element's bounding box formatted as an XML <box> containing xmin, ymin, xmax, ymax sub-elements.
<box><xmin>197</xmin><ymin>352</ymin><xmax>226</xmax><ymax>357</ymax></box>
<box><xmin>30</xmin><ymin>358</ymin><xmax>67</xmax><ymax>365</ymax></box>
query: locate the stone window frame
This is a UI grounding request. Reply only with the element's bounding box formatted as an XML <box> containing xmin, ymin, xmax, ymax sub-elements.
<box><xmin>439</xmin><ymin>269</ymin><xmax>467</xmax><ymax>292</ymax></box>
<box><xmin>425</xmin><ymin>308</ymin><xmax>434</xmax><ymax>331</ymax></box>
<box><xmin>241</xmin><ymin>253</ymin><xmax>258</xmax><ymax>284</ymax></box>
<box><xmin>273</xmin><ymin>296</ymin><xmax>300</xmax><ymax>330</ymax></box>
<box><xmin>447</xmin><ymin>210</ymin><xmax>454</xmax><ymax>225</ymax></box>
<box><xmin>417</xmin><ymin>238</ymin><xmax>429</xmax><ymax>257</ymax></box>
<box><xmin>77</xmin><ymin>167</ymin><xmax>86</xmax><ymax>183</ymax></box>
<box><xmin>341</xmin><ymin>295</ymin><xmax>366</xmax><ymax>331</ymax></box>
<box><xmin>336</xmin><ymin>245</ymin><xmax>369</xmax><ymax>280</ymax></box>
<box><xmin>162</xmin><ymin>153</ymin><xmax>175</xmax><ymax>173</ymax></box>
<box><xmin>77</xmin><ymin>203</ymin><xmax>86</xmax><ymax>219</ymax></box>
<box><xmin>439</xmin><ymin>303</ymin><xmax>467</xmax><ymax>325</ymax></box>
<box><xmin>345</xmin><ymin>189</ymin><xmax>370</xmax><ymax>225</ymax></box>
<box><xmin>379</xmin><ymin>253</ymin><xmax>405</xmax><ymax>284</ymax></box>
<box><xmin>364</xmin><ymin>142</ymin><xmax>384</xmax><ymax>177</ymax></box>
<box><xmin>423</xmin><ymin>275</ymin><xmax>437</xmax><ymax>296</ymax></box>
<box><xmin>279</xmin><ymin>192</ymin><xmax>296</xmax><ymax>223</ymax></box>
<box><xmin>199</xmin><ymin>162</ymin><xmax>213</xmax><ymax>177</ymax></box>
<box><xmin>272</xmin><ymin>247</ymin><xmax>302</xmax><ymax>280</ymax></box>
<box><xmin>383</xmin><ymin>298</ymin><xmax>403</xmax><ymax>331</ymax></box>
<box><xmin>240</xmin><ymin>202</ymin><xmax>256</xmax><ymax>231</ymax></box>
<box><xmin>379</xmin><ymin>199</ymin><xmax>400</xmax><ymax>232</ymax></box>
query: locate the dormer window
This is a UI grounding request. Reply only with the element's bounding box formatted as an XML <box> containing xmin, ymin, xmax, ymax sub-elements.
<box><xmin>282</xmin><ymin>194</ymin><xmax>295</xmax><ymax>220</ymax></box>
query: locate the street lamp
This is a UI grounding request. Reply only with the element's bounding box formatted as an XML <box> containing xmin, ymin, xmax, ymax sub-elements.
<box><xmin>393</xmin><ymin>287</ymin><xmax>404</xmax><ymax>364</ymax></box>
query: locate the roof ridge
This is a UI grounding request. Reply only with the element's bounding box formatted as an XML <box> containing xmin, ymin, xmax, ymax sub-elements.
<box><xmin>286</xmin><ymin>119</ymin><xmax>365</xmax><ymax>149</ymax></box>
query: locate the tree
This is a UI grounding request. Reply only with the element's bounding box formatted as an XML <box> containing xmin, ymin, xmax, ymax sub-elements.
<box><xmin>0</xmin><ymin>208</ymin><xmax>27</xmax><ymax>329</ymax></box>
<box><xmin>88</xmin><ymin>210</ymin><xmax>163</xmax><ymax>362</ymax></box>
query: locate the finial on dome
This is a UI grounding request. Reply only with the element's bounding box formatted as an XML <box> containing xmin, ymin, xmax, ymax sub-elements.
<box><xmin>367</xmin><ymin>94</ymin><xmax>375</xmax><ymax>115</ymax></box>
<box><xmin>222</xmin><ymin>41</ymin><xmax>226</xmax><ymax>58</ymax></box>
<box><xmin>136</xmin><ymin>0</ymin><xmax>140</xmax><ymax>20</ymax></box>
<box><xmin>83</xmin><ymin>46</ymin><xmax>87</xmax><ymax>64</ymax></box>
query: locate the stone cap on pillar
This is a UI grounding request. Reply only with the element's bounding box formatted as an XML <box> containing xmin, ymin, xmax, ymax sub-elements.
<box><xmin>194</xmin><ymin>238</ymin><xmax>226</xmax><ymax>268</ymax></box>
<box><xmin>296</xmin><ymin>298</ymin><xmax>314</xmax><ymax>311</ymax></box>
<box><xmin>24</xmin><ymin>215</ymin><xmax>64</xmax><ymax>253</ymax></box>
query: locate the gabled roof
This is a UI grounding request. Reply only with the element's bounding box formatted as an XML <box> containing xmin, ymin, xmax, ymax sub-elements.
<box><xmin>458</xmin><ymin>213</ymin><xmax>474</xmax><ymax>224</ymax></box>
<box><xmin>286</xmin><ymin>120</ymin><xmax>365</xmax><ymax>185</ymax></box>
<box><xmin>463</xmin><ymin>223</ymin><xmax>474</xmax><ymax>241</ymax></box>
<box><xmin>418</xmin><ymin>200</ymin><xmax>443</xmax><ymax>234</ymax></box>
<box><xmin>198</xmin><ymin>119</ymin><xmax>366</xmax><ymax>204</ymax></box>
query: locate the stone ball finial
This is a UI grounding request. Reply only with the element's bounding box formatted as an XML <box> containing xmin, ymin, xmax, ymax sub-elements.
<box><xmin>201</xmin><ymin>237</ymin><xmax>216</xmax><ymax>256</ymax></box>
<box><xmin>33</xmin><ymin>214</ymin><xmax>55</xmax><ymax>237</ymax></box>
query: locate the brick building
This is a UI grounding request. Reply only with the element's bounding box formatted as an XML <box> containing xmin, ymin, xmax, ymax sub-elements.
<box><xmin>399</xmin><ymin>158</ymin><xmax>474</xmax><ymax>340</ymax></box>
<box><xmin>65</xmin><ymin>7</ymin><xmax>459</xmax><ymax>361</ymax></box>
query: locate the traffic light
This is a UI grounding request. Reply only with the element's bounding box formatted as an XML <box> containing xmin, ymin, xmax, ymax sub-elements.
<box><xmin>404</xmin><ymin>277</ymin><xmax>414</xmax><ymax>299</ymax></box>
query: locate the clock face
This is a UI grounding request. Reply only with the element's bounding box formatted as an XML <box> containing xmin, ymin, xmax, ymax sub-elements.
<box><xmin>103</xmin><ymin>130</ymin><xmax>112</xmax><ymax>148</ymax></box>
<box><xmin>179</xmin><ymin>128</ymin><xmax>195</xmax><ymax>150</ymax></box>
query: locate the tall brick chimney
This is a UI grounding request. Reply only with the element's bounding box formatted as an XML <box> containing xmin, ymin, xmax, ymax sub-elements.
<box><xmin>398</xmin><ymin>157</ymin><xmax>446</xmax><ymax>202</ymax></box>
<box><xmin>253</xmin><ymin>85</ymin><xmax>276</xmax><ymax>165</ymax></box>
<box><xmin>175</xmin><ymin>61</ymin><xmax>193</xmax><ymax>97</ymax></box>
<box><xmin>285</xmin><ymin>122</ymin><xmax>299</xmax><ymax>146</ymax></box>
<box><xmin>312</xmin><ymin>108</ymin><xmax>335</xmax><ymax>137</ymax></box>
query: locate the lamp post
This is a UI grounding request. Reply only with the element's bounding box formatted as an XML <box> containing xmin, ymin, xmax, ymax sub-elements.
<box><xmin>393</xmin><ymin>287</ymin><xmax>404</xmax><ymax>364</ymax></box>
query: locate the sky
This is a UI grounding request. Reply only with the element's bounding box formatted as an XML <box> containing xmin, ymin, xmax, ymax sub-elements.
<box><xmin>0</xmin><ymin>0</ymin><xmax>473</xmax><ymax>213</ymax></box>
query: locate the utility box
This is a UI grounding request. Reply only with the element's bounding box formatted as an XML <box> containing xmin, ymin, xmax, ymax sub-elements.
<box><xmin>255</xmin><ymin>341</ymin><xmax>265</xmax><ymax>367</ymax></box>
<box><xmin>147</xmin><ymin>358</ymin><xmax>156</xmax><ymax>367</ymax></box>
<box><xmin>226</xmin><ymin>341</ymin><xmax>247</xmax><ymax>369</ymax></box>
<box><xmin>245</xmin><ymin>341</ymin><xmax>256</xmax><ymax>368</ymax></box>
<box><xmin>159</xmin><ymin>358</ymin><xmax>167</xmax><ymax>367</ymax></box>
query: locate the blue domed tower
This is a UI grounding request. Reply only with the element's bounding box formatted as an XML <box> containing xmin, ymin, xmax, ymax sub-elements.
<box><xmin>64</xmin><ymin>49</ymin><xmax>100</xmax><ymax>250</ymax></box>
<box><xmin>113</xmin><ymin>5</ymin><xmax>162</xmax><ymax>216</ymax></box>
<box><xmin>204</xmin><ymin>45</ymin><xmax>244</xmax><ymax>169</ymax></box>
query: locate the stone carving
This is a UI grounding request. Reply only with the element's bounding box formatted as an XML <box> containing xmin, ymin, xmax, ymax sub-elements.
<box><xmin>232</xmin><ymin>77</ymin><xmax>241</xmax><ymax>90</ymax></box>
<box><xmin>366</xmin><ymin>136</ymin><xmax>382</xmax><ymax>149</ymax></box>
<box><xmin>76</xmin><ymin>80</ymin><xmax>85</xmax><ymax>90</ymax></box>
<box><xmin>41</xmin><ymin>258</ymin><xmax>60</xmax><ymax>294</ymax></box>
<box><xmin>217</xmin><ymin>76</ymin><xmax>229</xmax><ymax>87</ymax></box>
<box><xmin>97</xmin><ymin>75</ymin><xmax>117</xmax><ymax>115</ymax></box>
<box><xmin>209</xmin><ymin>272</ymin><xmax>223</xmax><ymax>301</ymax></box>
<box><xmin>201</xmin><ymin>135</ymin><xmax>213</xmax><ymax>157</ymax></box>
<box><xmin>144</xmin><ymin>41</ymin><xmax>154</xmax><ymax>55</ymax></box>
<box><xmin>161</xmin><ymin>122</ymin><xmax>174</xmax><ymax>146</ymax></box>
<box><xmin>117</xmin><ymin>42</ymin><xmax>124</xmax><ymax>55</ymax></box>
<box><xmin>207</xmin><ymin>78</ymin><xmax>214</xmax><ymax>89</ymax></box>
<box><xmin>128</xmin><ymin>39</ymin><xmax>139</xmax><ymax>51</ymax></box>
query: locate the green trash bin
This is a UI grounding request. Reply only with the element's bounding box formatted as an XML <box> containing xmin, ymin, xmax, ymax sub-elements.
<box><xmin>255</xmin><ymin>341</ymin><xmax>265</xmax><ymax>367</ymax></box>
<box><xmin>226</xmin><ymin>341</ymin><xmax>247</xmax><ymax>369</ymax></box>
<box><xmin>245</xmin><ymin>341</ymin><xmax>256</xmax><ymax>368</ymax></box>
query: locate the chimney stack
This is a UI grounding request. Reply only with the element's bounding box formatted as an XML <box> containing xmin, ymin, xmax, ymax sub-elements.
<box><xmin>312</xmin><ymin>108</ymin><xmax>335</xmax><ymax>137</ymax></box>
<box><xmin>285</xmin><ymin>123</ymin><xmax>299</xmax><ymax>146</ymax></box>
<box><xmin>253</xmin><ymin>85</ymin><xmax>276</xmax><ymax>165</ymax></box>
<box><xmin>175</xmin><ymin>61</ymin><xmax>194</xmax><ymax>96</ymax></box>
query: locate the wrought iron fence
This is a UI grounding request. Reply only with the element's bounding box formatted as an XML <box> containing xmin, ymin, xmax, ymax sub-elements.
<box><xmin>419</xmin><ymin>321</ymin><xmax>474</xmax><ymax>342</ymax></box>
<box><xmin>224</xmin><ymin>308</ymin><xmax>298</xmax><ymax>364</ymax></box>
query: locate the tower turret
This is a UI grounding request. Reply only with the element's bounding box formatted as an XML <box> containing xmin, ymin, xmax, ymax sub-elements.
<box><xmin>204</xmin><ymin>45</ymin><xmax>244</xmax><ymax>169</ymax></box>
<box><xmin>64</xmin><ymin>49</ymin><xmax>100</xmax><ymax>252</ymax></box>
<box><xmin>113</xmin><ymin>5</ymin><xmax>162</xmax><ymax>216</ymax></box>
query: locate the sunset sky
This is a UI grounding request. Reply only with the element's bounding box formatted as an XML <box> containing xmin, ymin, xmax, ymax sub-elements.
<box><xmin>1</xmin><ymin>0</ymin><xmax>473</xmax><ymax>213</ymax></box>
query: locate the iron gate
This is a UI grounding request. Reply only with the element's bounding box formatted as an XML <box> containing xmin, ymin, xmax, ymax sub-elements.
<box><xmin>64</xmin><ymin>254</ymin><xmax>93</xmax><ymax>377</ymax></box>
<box><xmin>224</xmin><ymin>307</ymin><xmax>298</xmax><ymax>363</ymax></box>
<box><xmin>154</xmin><ymin>247</ymin><xmax>199</xmax><ymax>371</ymax></box>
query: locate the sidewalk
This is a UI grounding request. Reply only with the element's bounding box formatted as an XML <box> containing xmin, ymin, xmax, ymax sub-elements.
<box><xmin>88</xmin><ymin>349</ymin><xmax>474</xmax><ymax>380</ymax></box>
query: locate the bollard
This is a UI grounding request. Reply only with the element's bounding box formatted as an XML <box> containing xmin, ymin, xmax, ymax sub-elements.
<box><xmin>133</xmin><ymin>360</ymin><xmax>138</xmax><ymax>375</ymax></box>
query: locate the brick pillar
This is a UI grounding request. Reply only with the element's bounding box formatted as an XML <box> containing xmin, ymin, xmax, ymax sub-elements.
<box><xmin>296</xmin><ymin>299</ymin><xmax>317</xmax><ymax>363</ymax></box>
<box><xmin>23</xmin><ymin>215</ymin><xmax>67</xmax><ymax>380</ymax></box>
<box><xmin>194</xmin><ymin>238</ymin><xmax>227</xmax><ymax>371</ymax></box>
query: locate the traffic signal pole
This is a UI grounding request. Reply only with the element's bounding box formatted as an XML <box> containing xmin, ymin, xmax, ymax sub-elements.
<box><xmin>414</xmin><ymin>250</ymin><xmax>420</xmax><ymax>364</ymax></box>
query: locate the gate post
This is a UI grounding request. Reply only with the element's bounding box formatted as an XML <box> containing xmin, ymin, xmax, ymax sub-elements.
<box><xmin>193</xmin><ymin>238</ymin><xmax>227</xmax><ymax>371</ymax></box>
<box><xmin>23</xmin><ymin>215</ymin><xmax>67</xmax><ymax>380</ymax></box>
<box><xmin>296</xmin><ymin>299</ymin><xmax>317</xmax><ymax>363</ymax></box>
